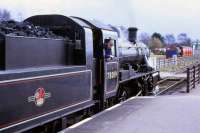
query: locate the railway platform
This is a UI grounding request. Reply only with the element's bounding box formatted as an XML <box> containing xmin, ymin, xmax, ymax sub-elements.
<box><xmin>60</xmin><ymin>85</ymin><xmax>200</xmax><ymax>133</ymax></box>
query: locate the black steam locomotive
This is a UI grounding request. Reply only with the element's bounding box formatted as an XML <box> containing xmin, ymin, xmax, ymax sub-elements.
<box><xmin>0</xmin><ymin>15</ymin><xmax>159</xmax><ymax>133</ymax></box>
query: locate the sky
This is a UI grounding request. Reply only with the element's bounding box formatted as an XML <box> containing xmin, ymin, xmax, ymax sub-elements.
<box><xmin>0</xmin><ymin>0</ymin><xmax>199</xmax><ymax>40</ymax></box>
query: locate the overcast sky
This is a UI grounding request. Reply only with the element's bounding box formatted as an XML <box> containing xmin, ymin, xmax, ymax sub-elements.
<box><xmin>1</xmin><ymin>0</ymin><xmax>199</xmax><ymax>39</ymax></box>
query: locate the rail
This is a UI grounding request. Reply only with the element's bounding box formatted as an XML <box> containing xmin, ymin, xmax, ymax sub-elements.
<box><xmin>186</xmin><ymin>63</ymin><xmax>200</xmax><ymax>93</ymax></box>
<box><xmin>155</xmin><ymin>77</ymin><xmax>185</xmax><ymax>95</ymax></box>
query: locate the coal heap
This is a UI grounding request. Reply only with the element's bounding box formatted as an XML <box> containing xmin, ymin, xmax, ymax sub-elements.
<box><xmin>0</xmin><ymin>20</ymin><xmax>63</xmax><ymax>39</ymax></box>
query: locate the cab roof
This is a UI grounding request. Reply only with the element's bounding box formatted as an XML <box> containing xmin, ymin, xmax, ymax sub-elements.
<box><xmin>25</xmin><ymin>14</ymin><xmax>92</xmax><ymax>29</ymax></box>
<box><xmin>71</xmin><ymin>17</ymin><xmax>113</xmax><ymax>31</ymax></box>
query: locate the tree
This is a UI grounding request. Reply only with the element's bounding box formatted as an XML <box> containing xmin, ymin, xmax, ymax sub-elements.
<box><xmin>149</xmin><ymin>37</ymin><xmax>164</xmax><ymax>50</ymax></box>
<box><xmin>138</xmin><ymin>32</ymin><xmax>150</xmax><ymax>45</ymax></box>
<box><xmin>0</xmin><ymin>9</ymin><xmax>11</xmax><ymax>21</ymax></box>
<box><xmin>152</xmin><ymin>32</ymin><xmax>164</xmax><ymax>43</ymax></box>
<box><xmin>149</xmin><ymin>32</ymin><xmax>164</xmax><ymax>50</ymax></box>
<box><xmin>177</xmin><ymin>33</ymin><xmax>191</xmax><ymax>46</ymax></box>
<box><xmin>164</xmin><ymin>34</ymin><xmax>176</xmax><ymax>45</ymax></box>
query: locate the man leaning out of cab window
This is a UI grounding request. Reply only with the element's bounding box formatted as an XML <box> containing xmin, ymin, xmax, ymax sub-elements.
<box><xmin>105</xmin><ymin>39</ymin><xmax>114</xmax><ymax>59</ymax></box>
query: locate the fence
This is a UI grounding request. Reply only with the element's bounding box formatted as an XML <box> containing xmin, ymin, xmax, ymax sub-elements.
<box><xmin>156</xmin><ymin>55</ymin><xmax>200</xmax><ymax>72</ymax></box>
<box><xmin>156</xmin><ymin>57</ymin><xmax>176</xmax><ymax>70</ymax></box>
<box><xmin>186</xmin><ymin>64</ymin><xmax>200</xmax><ymax>93</ymax></box>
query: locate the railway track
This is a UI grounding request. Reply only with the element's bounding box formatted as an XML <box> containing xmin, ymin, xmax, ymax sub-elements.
<box><xmin>155</xmin><ymin>77</ymin><xmax>186</xmax><ymax>95</ymax></box>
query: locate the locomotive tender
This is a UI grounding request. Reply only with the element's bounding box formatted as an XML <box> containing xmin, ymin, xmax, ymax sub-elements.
<box><xmin>0</xmin><ymin>15</ymin><xmax>159</xmax><ymax>133</ymax></box>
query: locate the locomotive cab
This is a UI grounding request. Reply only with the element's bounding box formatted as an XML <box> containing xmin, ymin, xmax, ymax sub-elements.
<box><xmin>71</xmin><ymin>17</ymin><xmax>119</xmax><ymax>109</ymax></box>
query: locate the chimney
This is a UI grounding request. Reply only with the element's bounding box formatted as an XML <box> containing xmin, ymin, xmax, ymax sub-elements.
<box><xmin>128</xmin><ymin>27</ymin><xmax>138</xmax><ymax>44</ymax></box>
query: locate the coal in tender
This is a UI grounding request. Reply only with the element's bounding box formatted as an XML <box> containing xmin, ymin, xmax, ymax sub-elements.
<box><xmin>0</xmin><ymin>20</ymin><xmax>63</xmax><ymax>39</ymax></box>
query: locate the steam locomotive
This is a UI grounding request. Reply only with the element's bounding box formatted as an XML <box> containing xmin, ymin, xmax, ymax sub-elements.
<box><xmin>0</xmin><ymin>15</ymin><xmax>159</xmax><ymax>133</ymax></box>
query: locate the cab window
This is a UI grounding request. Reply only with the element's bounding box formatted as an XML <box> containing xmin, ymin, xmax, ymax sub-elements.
<box><xmin>104</xmin><ymin>39</ymin><xmax>116</xmax><ymax>60</ymax></box>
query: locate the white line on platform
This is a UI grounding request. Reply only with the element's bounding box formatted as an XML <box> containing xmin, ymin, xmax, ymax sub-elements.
<box><xmin>68</xmin><ymin>117</ymin><xmax>92</xmax><ymax>129</ymax></box>
<box><xmin>106</xmin><ymin>103</ymin><xmax>121</xmax><ymax>111</ymax></box>
<box><xmin>61</xmin><ymin>90</ymin><xmax>143</xmax><ymax>132</ymax></box>
<box><xmin>137</xmin><ymin>96</ymin><xmax>156</xmax><ymax>99</ymax></box>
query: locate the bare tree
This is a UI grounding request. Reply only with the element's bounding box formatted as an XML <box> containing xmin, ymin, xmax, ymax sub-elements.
<box><xmin>177</xmin><ymin>33</ymin><xmax>191</xmax><ymax>46</ymax></box>
<box><xmin>0</xmin><ymin>9</ymin><xmax>11</xmax><ymax>21</ymax></box>
<box><xmin>138</xmin><ymin>32</ymin><xmax>150</xmax><ymax>45</ymax></box>
<box><xmin>164</xmin><ymin>34</ymin><xmax>176</xmax><ymax>45</ymax></box>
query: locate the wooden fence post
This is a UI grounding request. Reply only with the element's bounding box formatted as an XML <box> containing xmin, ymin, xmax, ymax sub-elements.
<box><xmin>187</xmin><ymin>68</ymin><xmax>190</xmax><ymax>93</ymax></box>
<box><xmin>198</xmin><ymin>64</ymin><xmax>200</xmax><ymax>84</ymax></box>
<box><xmin>193</xmin><ymin>66</ymin><xmax>196</xmax><ymax>89</ymax></box>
